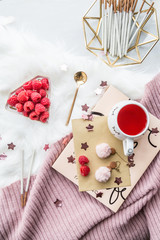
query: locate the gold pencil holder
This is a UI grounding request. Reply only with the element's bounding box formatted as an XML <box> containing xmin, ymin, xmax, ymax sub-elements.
<box><xmin>82</xmin><ymin>0</ymin><xmax>159</xmax><ymax>67</ymax></box>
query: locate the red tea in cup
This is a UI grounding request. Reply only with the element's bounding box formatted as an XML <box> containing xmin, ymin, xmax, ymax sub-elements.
<box><xmin>117</xmin><ymin>104</ymin><xmax>148</xmax><ymax>136</ymax></box>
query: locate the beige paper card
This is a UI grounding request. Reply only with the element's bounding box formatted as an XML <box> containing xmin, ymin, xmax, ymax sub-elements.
<box><xmin>72</xmin><ymin>116</ymin><xmax>131</xmax><ymax>191</ymax></box>
<box><xmin>52</xmin><ymin>86</ymin><xmax>160</xmax><ymax>212</ymax></box>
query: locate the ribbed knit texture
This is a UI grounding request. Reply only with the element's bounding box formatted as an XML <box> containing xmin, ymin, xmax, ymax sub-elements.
<box><xmin>1</xmin><ymin>73</ymin><xmax>160</xmax><ymax>240</ymax></box>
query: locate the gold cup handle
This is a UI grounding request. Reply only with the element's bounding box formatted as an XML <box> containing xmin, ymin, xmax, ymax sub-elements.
<box><xmin>66</xmin><ymin>87</ymin><xmax>79</xmax><ymax>126</ymax></box>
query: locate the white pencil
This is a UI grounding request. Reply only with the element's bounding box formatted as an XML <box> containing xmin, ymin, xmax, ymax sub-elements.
<box><xmin>112</xmin><ymin>0</ymin><xmax>116</xmax><ymax>56</ymax></box>
<box><xmin>102</xmin><ymin>0</ymin><xmax>105</xmax><ymax>48</ymax></box>
<box><xmin>121</xmin><ymin>0</ymin><xmax>127</xmax><ymax>57</ymax></box>
<box><xmin>20</xmin><ymin>150</ymin><xmax>24</xmax><ymax>208</ymax></box>
<box><xmin>24</xmin><ymin>150</ymin><xmax>35</xmax><ymax>206</ymax></box>
<box><xmin>125</xmin><ymin>0</ymin><xmax>134</xmax><ymax>55</ymax></box>
<box><xmin>108</xmin><ymin>0</ymin><xmax>113</xmax><ymax>50</ymax></box>
<box><xmin>115</xmin><ymin>0</ymin><xmax>122</xmax><ymax>57</ymax></box>
<box><xmin>128</xmin><ymin>2</ymin><xmax>154</xmax><ymax>48</ymax></box>
<box><xmin>122</xmin><ymin>0</ymin><xmax>129</xmax><ymax>55</ymax></box>
<box><xmin>111</xmin><ymin>1</ymin><xmax>116</xmax><ymax>56</ymax></box>
<box><xmin>130</xmin><ymin>0</ymin><xmax>145</xmax><ymax>37</ymax></box>
<box><xmin>118</xmin><ymin>0</ymin><xmax>123</xmax><ymax>57</ymax></box>
<box><xmin>104</xmin><ymin>0</ymin><xmax>108</xmax><ymax>54</ymax></box>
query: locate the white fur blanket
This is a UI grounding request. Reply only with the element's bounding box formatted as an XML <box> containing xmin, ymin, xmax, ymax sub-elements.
<box><xmin>0</xmin><ymin>20</ymin><xmax>160</xmax><ymax>187</ymax></box>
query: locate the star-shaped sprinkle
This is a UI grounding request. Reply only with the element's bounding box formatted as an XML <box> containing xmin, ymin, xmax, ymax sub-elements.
<box><xmin>0</xmin><ymin>153</ymin><xmax>7</xmax><ymax>160</ymax></box>
<box><xmin>54</xmin><ymin>199</ymin><xmax>62</xmax><ymax>207</ymax></box>
<box><xmin>67</xmin><ymin>155</ymin><xmax>75</xmax><ymax>164</ymax></box>
<box><xmin>43</xmin><ymin>144</ymin><xmax>49</xmax><ymax>151</ymax></box>
<box><xmin>127</xmin><ymin>162</ymin><xmax>135</xmax><ymax>168</ymax></box>
<box><xmin>151</xmin><ymin>128</ymin><xmax>159</xmax><ymax>134</ymax></box>
<box><xmin>81</xmin><ymin>104</ymin><xmax>89</xmax><ymax>112</ymax></box>
<box><xmin>82</xmin><ymin>114</ymin><xmax>88</xmax><ymax>120</ymax></box>
<box><xmin>7</xmin><ymin>142</ymin><xmax>16</xmax><ymax>150</ymax></box>
<box><xmin>96</xmin><ymin>192</ymin><xmax>103</xmax><ymax>198</ymax></box>
<box><xmin>86</xmin><ymin>124</ymin><xmax>94</xmax><ymax>132</ymax></box>
<box><xmin>88</xmin><ymin>114</ymin><xmax>93</xmax><ymax>121</ymax></box>
<box><xmin>60</xmin><ymin>64</ymin><xmax>68</xmax><ymax>71</ymax></box>
<box><xmin>81</xmin><ymin>142</ymin><xmax>89</xmax><ymax>151</ymax></box>
<box><xmin>82</xmin><ymin>114</ymin><xmax>93</xmax><ymax>121</ymax></box>
<box><xmin>100</xmin><ymin>81</ymin><xmax>107</xmax><ymax>87</ymax></box>
<box><xmin>114</xmin><ymin>177</ymin><xmax>122</xmax><ymax>185</ymax></box>
<box><xmin>128</xmin><ymin>153</ymin><xmax>135</xmax><ymax>162</ymax></box>
<box><xmin>94</xmin><ymin>88</ymin><xmax>103</xmax><ymax>95</ymax></box>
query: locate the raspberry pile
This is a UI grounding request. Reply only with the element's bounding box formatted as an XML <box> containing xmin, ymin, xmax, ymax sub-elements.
<box><xmin>78</xmin><ymin>155</ymin><xmax>90</xmax><ymax>176</ymax></box>
<box><xmin>7</xmin><ymin>77</ymin><xmax>50</xmax><ymax>123</ymax></box>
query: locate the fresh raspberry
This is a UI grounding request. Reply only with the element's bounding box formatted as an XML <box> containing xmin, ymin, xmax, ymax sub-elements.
<box><xmin>7</xmin><ymin>95</ymin><xmax>18</xmax><ymax>106</ymax></box>
<box><xmin>32</xmin><ymin>79</ymin><xmax>42</xmax><ymax>90</ymax></box>
<box><xmin>41</xmin><ymin>97</ymin><xmax>50</xmax><ymax>108</ymax></box>
<box><xmin>17</xmin><ymin>91</ymin><xmax>29</xmax><ymax>103</ymax></box>
<box><xmin>79</xmin><ymin>156</ymin><xmax>89</xmax><ymax>165</ymax></box>
<box><xmin>35</xmin><ymin>103</ymin><xmax>46</xmax><ymax>115</ymax></box>
<box><xmin>23</xmin><ymin>111</ymin><xmax>29</xmax><ymax>117</ymax></box>
<box><xmin>31</xmin><ymin>92</ymin><xmax>41</xmax><ymax>103</ymax></box>
<box><xmin>29</xmin><ymin>111</ymin><xmax>39</xmax><ymax>121</ymax></box>
<box><xmin>24</xmin><ymin>101</ymin><xmax>34</xmax><ymax>112</ymax></box>
<box><xmin>80</xmin><ymin>165</ymin><xmax>90</xmax><ymax>176</ymax></box>
<box><xmin>15</xmin><ymin>103</ymin><xmax>23</xmax><ymax>112</ymax></box>
<box><xmin>41</xmin><ymin>78</ymin><xmax>49</xmax><ymax>90</ymax></box>
<box><xmin>23</xmin><ymin>81</ymin><xmax>33</xmax><ymax>90</ymax></box>
<box><xmin>26</xmin><ymin>90</ymin><xmax>33</xmax><ymax>98</ymax></box>
<box><xmin>15</xmin><ymin>88</ymin><xmax>23</xmax><ymax>95</ymax></box>
<box><xmin>40</xmin><ymin>111</ymin><xmax>49</xmax><ymax>123</ymax></box>
<box><xmin>39</xmin><ymin>89</ymin><xmax>46</xmax><ymax>98</ymax></box>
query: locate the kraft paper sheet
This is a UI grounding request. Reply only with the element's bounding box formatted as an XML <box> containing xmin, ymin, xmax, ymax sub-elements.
<box><xmin>72</xmin><ymin>116</ymin><xmax>131</xmax><ymax>191</ymax></box>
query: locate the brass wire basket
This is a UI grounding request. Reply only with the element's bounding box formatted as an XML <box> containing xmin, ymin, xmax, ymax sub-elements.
<box><xmin>82</xmin><ymin>0</ymin><xmax>159</xmax><ymax>67</ymax></box>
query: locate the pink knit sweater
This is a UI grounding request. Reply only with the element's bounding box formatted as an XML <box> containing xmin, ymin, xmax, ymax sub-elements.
<box><xmin>1</xmin><ymin>74</ymin><xmax>160</xmax><ymax>240</ymax></box>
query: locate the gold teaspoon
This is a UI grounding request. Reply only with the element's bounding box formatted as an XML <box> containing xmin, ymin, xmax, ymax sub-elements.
<box><xmin>66</xmin><ymin>71</ymin><xmax>87</xmax><ymax>126</ymax></box>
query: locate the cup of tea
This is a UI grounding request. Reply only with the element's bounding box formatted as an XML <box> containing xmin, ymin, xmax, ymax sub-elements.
<box><xmin>108</xmin><ymin>100</ymin><xmax>150</xmax><ymax>156</ymax></box>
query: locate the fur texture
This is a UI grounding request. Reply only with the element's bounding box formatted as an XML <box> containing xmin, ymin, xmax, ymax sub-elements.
<box><xmin>96</xmin><ymin>143</ymin><xmax>112</xmax><ymax>158</ymax></box>
<box><xmin>0</xmin><ymin>23</ymin><xmax>160</xmax><ymax>188</ymax></box>
<box><xmin>95</xmin><ymin>167</ymin><xmax>111</xmax><ymax>182</ymax></box>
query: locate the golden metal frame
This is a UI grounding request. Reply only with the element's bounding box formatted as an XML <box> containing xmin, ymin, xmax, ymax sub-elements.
<box><xmin>82</xmin><ymin>0</ymin><xmax>159</xmax><ymax>67</ymax></box>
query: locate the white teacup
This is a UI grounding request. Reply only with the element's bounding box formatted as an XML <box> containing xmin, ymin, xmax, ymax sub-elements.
<box><xmin>108</xmin><ymin>100</ymin><xmax>150</xmax><ymax>156</ymax></box>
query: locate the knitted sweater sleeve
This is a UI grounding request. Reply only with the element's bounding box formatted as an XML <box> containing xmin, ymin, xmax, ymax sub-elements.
<box><xmin>140</xmin><ymin>73</ymin><xmax>160</xmax><ymax>240</ymax></box>
<box><xmin>144</xmin><ymin>190</ymin><xmax>160</xmax><ymax>240</ymax></box>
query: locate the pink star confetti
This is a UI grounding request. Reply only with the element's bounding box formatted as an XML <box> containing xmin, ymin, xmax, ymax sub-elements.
<box><xmin>81</xmin><ymin>142</ymin><xmax>89</xmax><ymax>151</ymax></box>
<box><xmin>60</xmin><ymin>64</ymin><xmax>68</xmax><ymax>72</ymax></box>
<box><xmin>128</xmin><ymin>153</ymin><xmax>135</xmax><ymax>162</ymax></box>
<box><xmin>127</xmin><ymin>154</ymin><xmax>135</xmax><ymax>168</ymax></box>
<box><xmin>127</xmin><ymin>162</ymin><xmax>135</xmax><ymax>168</ymax></box>
<box><xmin>100</xmin><ymin>81</ymin><xmax>107</xmax><ymax>87</ymax></box>
<box><xmin>0</xmin><ymin>153</ymin><xmax>7</xmax><ymax>160</ymax></box>
<box><xmin>151</xmin><ymin>128</ymin><xmax>159</xmax><ymax>134</ymax></box>
<box><xmin>94</xmin><ymin>88</ymin><xmax>104</xmax><ymax>95</ymax></box>
<box><xmin>82</xmin><ymin>114</ymin><xmax>93</xmax><ymax>121</ymax></box>
<box><xmin>114</xmin><ymin>177</ymin><xmax>122</xmax><ymax>185</ymax></box>
<box><xmin>67</xmin><ymin>155</ymin><xmax>75</xmax><ymax>164</ymax></box>
<box><xmin>54</xmin><ymin>199</ymin><xmax>62</xmax><ymax>207</ymax></box>
<box><xmin>86</xmin><ymin>124</ymin><xmax>94</xmax><ymax>132</ymax></box>
<box><xmin>43</xmin><ymin>144</ymin><xmax>49</xmax><ymax>151</ymax></box>
<box><xmin>96</xmin><ymin>192</ymin><xmax>103</xmax><ymax>198</ymax></box>
<box><xmin>81</xmin><ymin>104</ymin><xmax>89</xmax><ymax>112</ymax></box>
<box><xmin>7</xmin><ymin>142</ymin><xmax>16</xmax><ymax>150</ymax></box>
